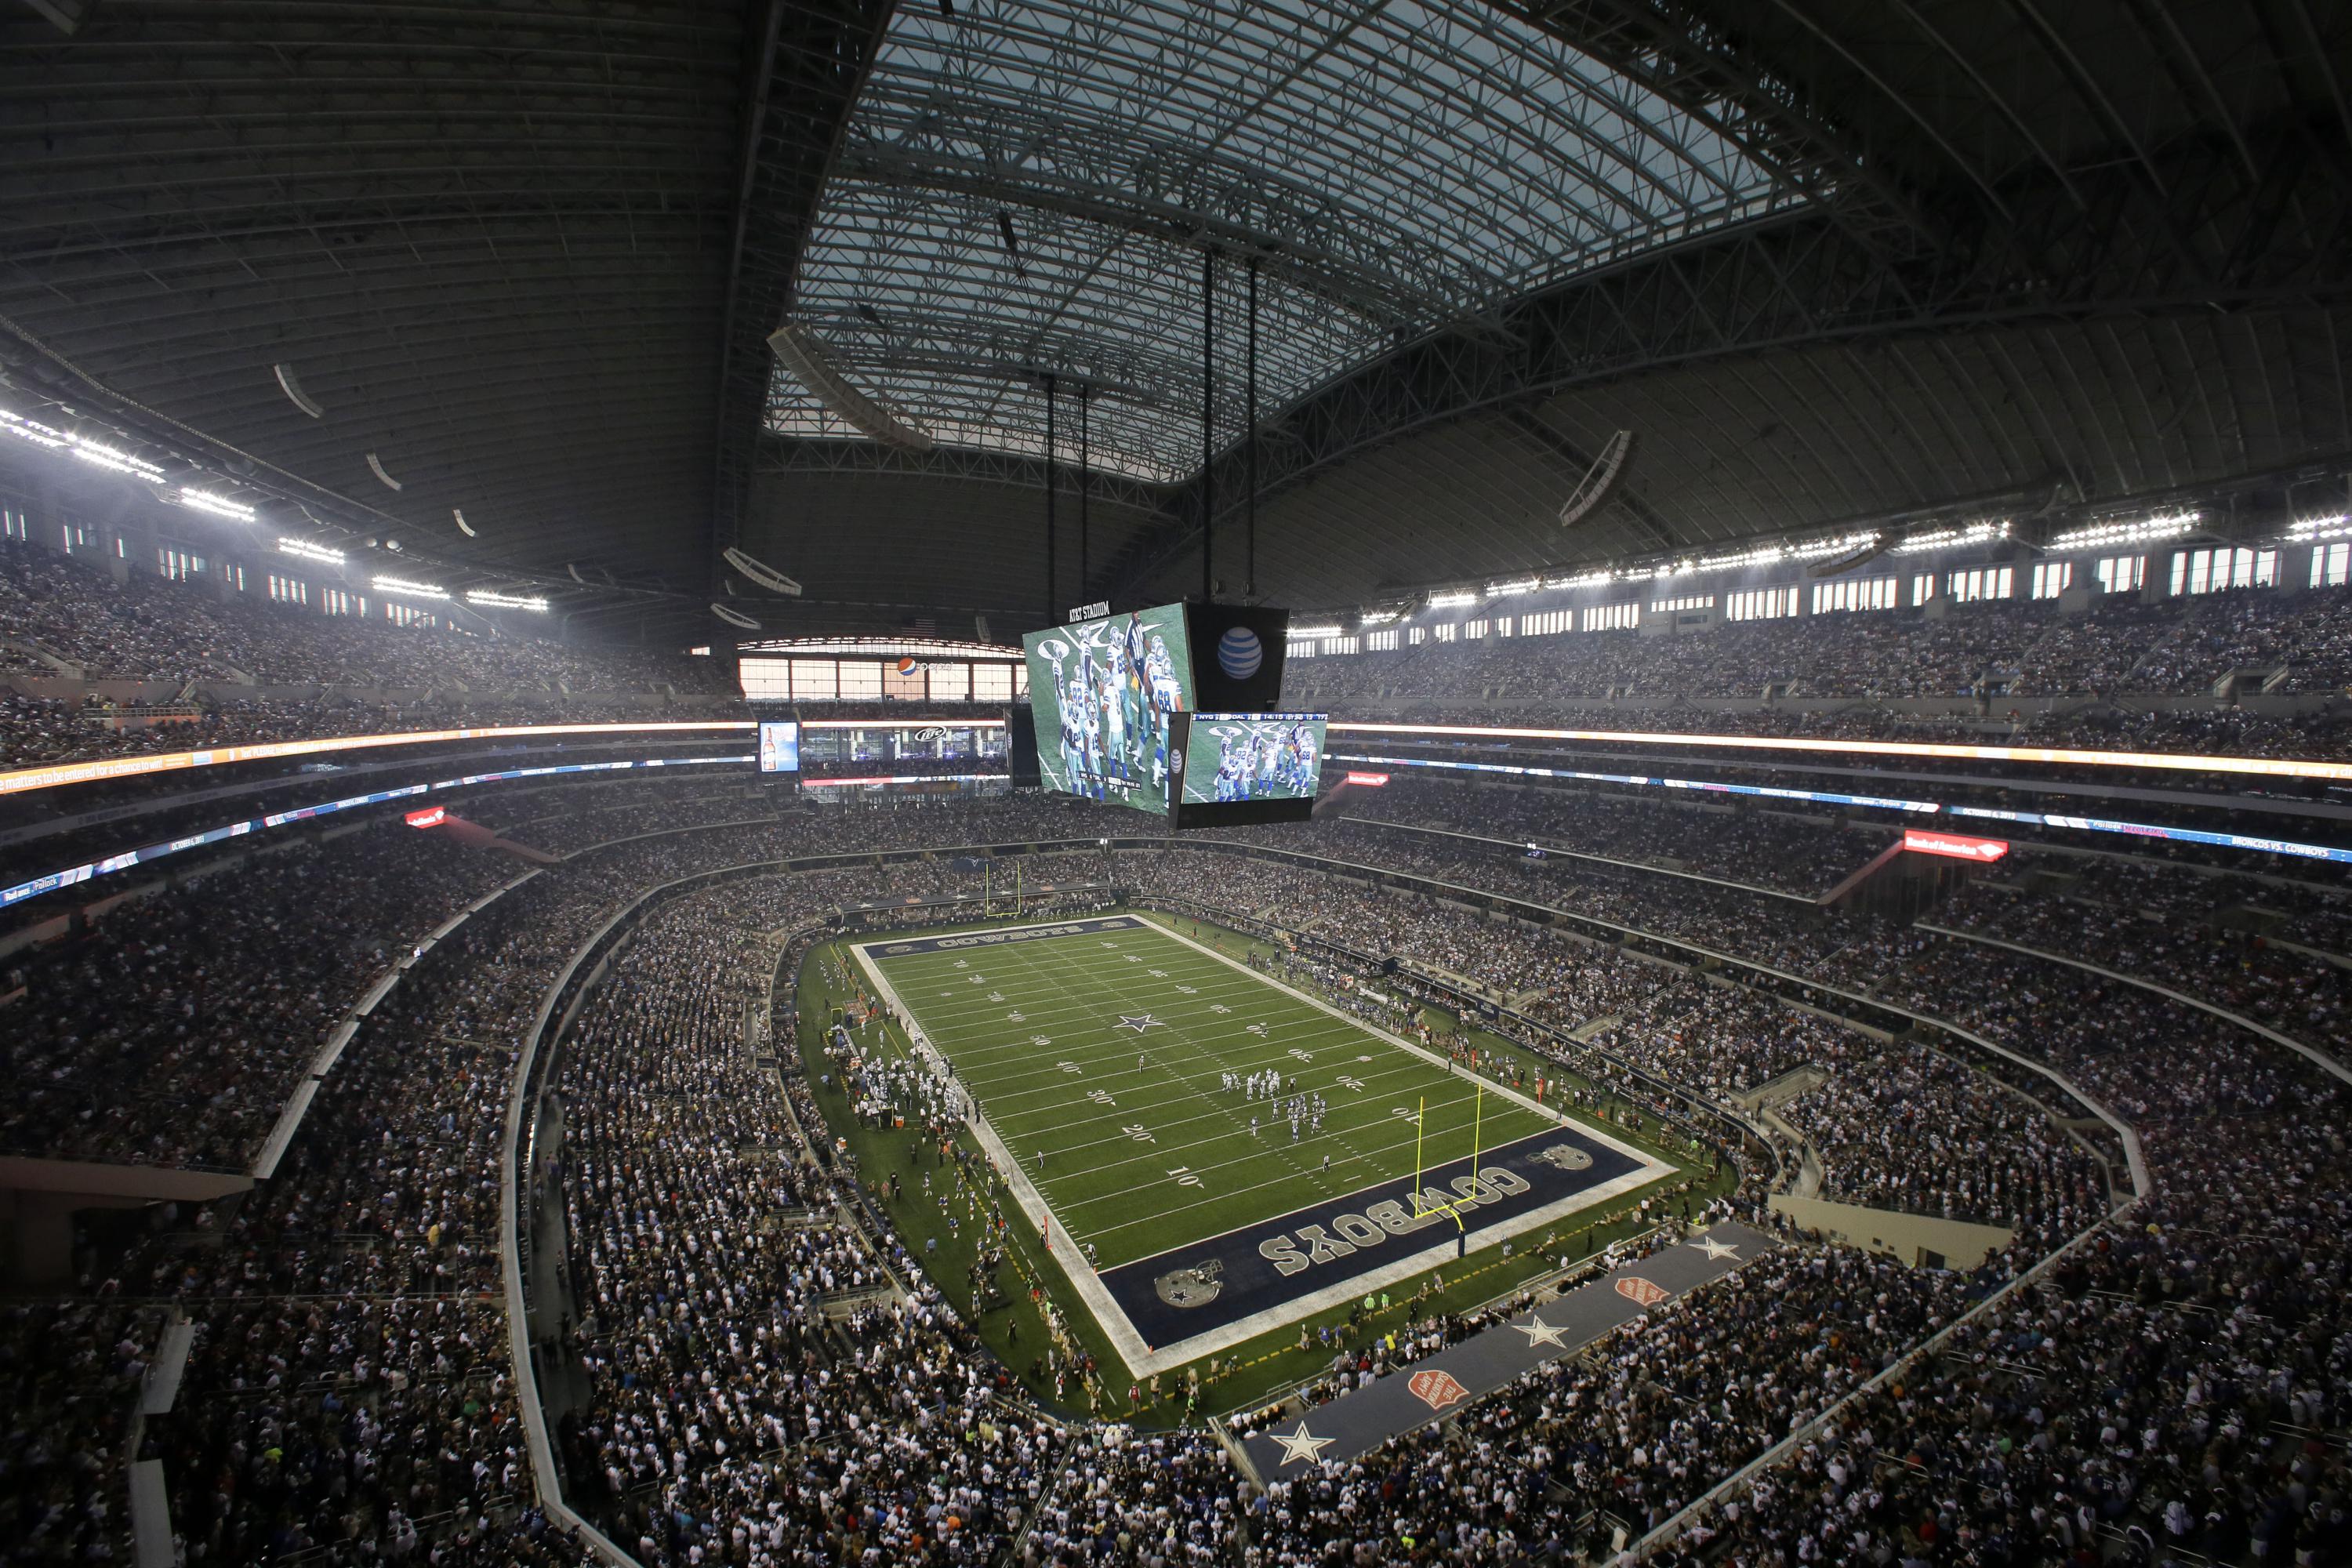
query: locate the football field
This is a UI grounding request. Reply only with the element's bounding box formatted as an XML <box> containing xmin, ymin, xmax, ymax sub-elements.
<box><xmin>853</xmin><ymin>913</ymin><xmax>1674</xmax><ymax>1371</ymax></box>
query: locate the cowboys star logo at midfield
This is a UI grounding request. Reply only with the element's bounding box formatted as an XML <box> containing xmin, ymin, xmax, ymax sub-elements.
<box><xmin>1114</xmin><ymin>1014</ymin><xmax>1163</xmax><ymax>1033</ymax></box>
<box><xmin>1153</xmin><ymin>1259</ymin><xmax>1223</xmax><ymax>1308</ymax></box>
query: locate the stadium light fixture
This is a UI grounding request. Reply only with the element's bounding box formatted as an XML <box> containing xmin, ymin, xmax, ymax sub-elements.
<box><xmin>0</xmin><ymin>407</ymin><xmax>71</xmax><ymax>451</ymax></box>
<box><xmin>278</xmin><ymin>536</ymin><xmax>345</xmax><ymax>564</ymax></box>
<box><xmin>1892</xmin><ymin>520</ymin><xmax>2009</xmax><ymax>554</ymax></box>
<box><xmin>1543</xmin><ymin>569</ymin><xmax>1613</xmax><ymax>591</ymax></box>
<box><xmin>1</xmin><ymin>407</ymin><xmax>170</xmax><ymax>480</ymax></box>
<box><xmin>1288</xmin><ymin>624</ymin><xmax>1345</xmax><ymax>639</ymax></box>
<box><xmin>465</xmin><ymin>589</ymin><xmax>549</xmax><ymax>612</ymax></box>
<box><xmin>1426</xmin><ymin>590</ymin><xmax>1480</xmax><ymax>609</ymax></box>
<box><xmin>372</xmin><ymin>575</ymin><xmax>448</xmax><ymax>600</ymax></box>
<box><xmin>179</xmin><ymin>488</ymin><xmax>256</xmax><ymax>523</ymax></box>
<box><xmin>2289</xmin><ymin>513</ymin><xmax>2352</xmax><ymax>542</ymax></box>
<box><xmin>1684</xmin><ymin>531</ymin><xmax>1881</xmax><ymax>574</ymax></box>
<box><xmin>67</xmin><ymin>434</ymin><xmax>165</xmax><ymax>479</ymax></box>
<box><xmin>1357</xmin><ymin>610</ymin><xmax>1402</xmax><ymax>628</ymax></box>
<box><xmin>2048</xmin><ymin>511</ymin><xmax>2198</xmax><ymax>551</ymax></box>
<box><xmin>1484</xmin><ymin>575</ymin><xmax>1541</xmax><ymax>597</ymax></box>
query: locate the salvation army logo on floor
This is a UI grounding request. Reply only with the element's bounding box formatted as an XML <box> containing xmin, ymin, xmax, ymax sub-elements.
<box><xmin>1613</xmin><ymin>1276</ymin><xmax>1671</xmax><ymax>1307</ymax></box>
<box><xmin>1216</xmin><ymin>626</ymin><xmax>1262</xmax><ymax>680</ymax></box>
<box><xmin>1408</xmin><ymin>1369</ymin><xmax>1469</xmax><ymax>1411</ymax></box>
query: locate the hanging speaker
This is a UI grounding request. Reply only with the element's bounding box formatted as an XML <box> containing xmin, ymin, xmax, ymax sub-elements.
<box><xmin>768</xmin><ymin>323</ymin><xmax>935</xmax><ymax>451</ymax></box>
<box><xmin>273</xmin><ymin>363</ymin><xmax>327</xmax><ymax>419</ymax></box>
<box><xmin>723</xmin><ymin>546</ymin><xmax>803</xmax><ymax>597</ymax></box>
<box><xmin>1558</xmin><ymin>430</ymin><xmax>1635</xmax><ymax>528</ymax></box>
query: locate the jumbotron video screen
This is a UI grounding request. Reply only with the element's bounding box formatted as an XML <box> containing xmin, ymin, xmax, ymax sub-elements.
<box><xmin>1021</xmin><ymin>604</ymin><xmax>1193</xmax><ymax>814</ymax></box>
<box><xmin>1179</xmin><ymin>713</ymin><xmax>1326</xmax><ymax>806</ymax></box>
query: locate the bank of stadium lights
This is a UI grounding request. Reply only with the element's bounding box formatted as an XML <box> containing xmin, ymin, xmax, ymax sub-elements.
<box><xmin>465</xmin><ymin>590</ymin><xmax>549</xmax><ymax>612</ymax></box>
<box><xmin>0</xmin><ymin>407</ymin><xmax>67</xmax><ymax>451</ymax></box>
<box><xmin>1287</xmin><ymin>624</ymin><xmax>1345</xmax><ymax>639</ymax></box>
<box><xmin>177</xmin><ymin>488</ymin><xmax>255</xmax><ymax>524</ymax></box>
<box><xmin>373</xmin><ymin>575</ymin><xmax>448</xmax><ymax>600</ymax></box>
<box><xmin>1543</xmin><ymin>569</ymin><xmax>1614</xmax><ymax>591</ymax></box>
<box><xmin>1484</xmin><ymin>575</ymin><xmax>1543</xmax><ymax>597</ymax></box>
<box><xmin>1356</xmin><ymin>609</ymin><xmax>1403</xmax><ymax>628</ymax></box>
<box><xmin>2290</xmin><ymin>513</ymin><xmax>2352</xmax><ymax>543</ymax></box>
<box><xmin>1683</xmin><ymin>531</ymin><xmax>1881</xmax><ymax>573</ymax></box>
<box><xmin>1426</xmin><ymin>590</ymin><xmax>1482</xmax><ymax>609</ymax></box>
<box><xmin>277</xmin><ymin>536</ymin><xmax>345</xmax><ymax>564</ymax></box>
<box><xmin>0</xmin><ymin>407</ymin><xmax>169</xmax><ymax>479</ymax></box>
<box><xmin>2047</xmin><ymin>511</ymin><xmax>2199</xmax><ymax>551</ymax></box>
<box><xmin>1893</xmin><ymin>520</ymin><xmax>2010</xmax><ymax>555</ymax></box>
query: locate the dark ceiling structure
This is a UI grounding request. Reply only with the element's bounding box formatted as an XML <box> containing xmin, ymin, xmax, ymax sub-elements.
<box><xmin>3</xmin><ymin>0</ymin><xmax>2349</xmax><ymax>640</ymax></box>
<box><xmin>0</xmin><ymin>0</ymin><xmax>890</xmax><ymax>634</ymax></box>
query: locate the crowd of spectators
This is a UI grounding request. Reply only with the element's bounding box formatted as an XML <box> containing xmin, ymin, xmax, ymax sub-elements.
<box><xmin>112</xmin><ymin>862</ymin><xmax>646</xmax><ymax>1563</ymax></box>
<box><xmin>0</xmin><ymin>1300</ymin><xmax>169</xmax><ymax>1566</ymax></box>
<box><xmin>2051</xmin><ymin>849</ymin><xmax>2352</xmax><ymax>956</ymax></box>
<box><xmin>1775</xmin><ymin>1040</ymin><xmax>2105</xmax><ymax>1240</ymax></box>
<box><xmin>548</xmin><ymin>877</ymin><xmax>1067</xmax><ymax>1564</ymax></box>
<box><xmin>1287</xmin><ymin>584</ymin><xmax>2352</xmax><ymax>707</ymax></box>
<box><xmin>6</xmin><ymin>781</ymin><xmax>2348</xmax><ymax>1566</ymax></box>
<box><xmin>0</xmin><ymin>535</ymin><xmax>737</xmax><ymax>695</ymax></box>
<box><xmin>1346</xmin><ymin>777</ymin><xmax>1891</xmax><ymax>895</ymax></box>
<box><xmin>1641</xmin><ymin>946</ymin><xmax>2352</xmax><ymax>1566</ymax></box>
<box><xmin>1937</xmin><ymin>878</ymin><xmax>2352</xmax><ymax>1064</ymax></box>
<box><xmin>0</xmin><ymin>823</ymin><xmax>524</xmax><ymax>1168</ymax></box>
<box><xmin>13</xmin><ymin>517</ymin><xmax>2352</xmax><ymax>789</ymax></box>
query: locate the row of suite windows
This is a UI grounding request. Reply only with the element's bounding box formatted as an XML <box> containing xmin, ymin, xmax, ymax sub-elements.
<box><xmin>738</xmin><ymin>656</ymin><xmax>1025</xmax><ymax>702</ymax></box>
<box><xmin>1286</xmin><ymin>546</ymin><xmax>2328</xmax><ymax>657</ymax></box>
<box><xmin>3</xmin><ymin>499</ymin><xmax>458</xmax><ymax>626</ymax></box>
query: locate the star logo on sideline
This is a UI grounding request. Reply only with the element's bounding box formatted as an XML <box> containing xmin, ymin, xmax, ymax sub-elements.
<box><xmin>1115</xmin><ymin>1014</ymin><xmax>1163</xmax><ymax>1033</ymax></box>
<box><xmin>1271</xmin><ymin>1422</ymin><xmax>1335</xmax><ymax>1467</ymax></box>
<box><xmin>1690</xmin><ymin>1236</ymin><xmax>1740</xmax><ymax>1261</ymax></box>
<box><xmin>1512</xmin><ymin>1314</ymin><xmax>1568</xmax><ymax>1350</ymax></box>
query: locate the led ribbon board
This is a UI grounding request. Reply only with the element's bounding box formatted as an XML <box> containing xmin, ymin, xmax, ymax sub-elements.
<box><xmin>0</xmin><ymin>756</ymin><xmax>750</xmax><ymax>910</ymax></box>
<box><xmin>1904</xmin><ymin>829</ymin><xmax>2009</xmax><ymax>862</ymax></box>
<box><xmin>0</xmin><ymin>722</ymin><xmax>760</xmax><ymax>797</ymax></box>
<box><xmin>1335</xmin><ymin>752</ymin><xmax>2352</xmax><ymax>865</ymax></box>
<box><xmin>1327</xmin><ymin>721</ymin><xmax>2352</xmax><ymax>784</ymax></box>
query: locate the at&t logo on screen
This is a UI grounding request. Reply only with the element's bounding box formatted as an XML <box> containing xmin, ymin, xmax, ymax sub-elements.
<box><xmin>1216</xmin><ymin>626</ymin><xmax>1261</xmax><ymax>679</ymax></box>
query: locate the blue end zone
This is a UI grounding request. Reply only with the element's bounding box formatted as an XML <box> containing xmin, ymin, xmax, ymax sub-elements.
<box><xmin>1097</xmin><ymin>1123</ymin><xmax>1643</xmax><ymax>1349</ymax></box>
<box><xmin>865</xmin><ymin>914</ymin><xmax>1144</xmax><ymax>960</ymax></box>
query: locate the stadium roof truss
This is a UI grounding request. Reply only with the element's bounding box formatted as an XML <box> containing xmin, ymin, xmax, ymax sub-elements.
<box><xmin>768</xmin><ymin>0</ymin><xmax>1805</xmax><ymax>483</ymax></box>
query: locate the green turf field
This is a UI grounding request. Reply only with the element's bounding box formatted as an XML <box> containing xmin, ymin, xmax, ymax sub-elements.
<box><xmin>855</xmin><ymin>916</ymin><xmax>1570</xmax><ymax>1270</ymax></box>
<box><xmin>808</xmin><ymin>906</ymin><xmax>1714</xmax><ymax>1410</ymax></box>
